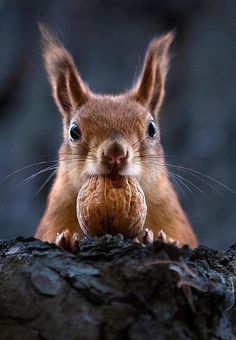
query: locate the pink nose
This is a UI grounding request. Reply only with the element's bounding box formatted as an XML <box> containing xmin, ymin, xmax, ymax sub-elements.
<box><xmin>102</xmin><ymin>140</ymin><xmax>128</xmax><ymax>168</ymax></box>
<box><xmin>106</xmin><ymin>155</ymin><xmax>125</xmax><ymax>166</ymax></box>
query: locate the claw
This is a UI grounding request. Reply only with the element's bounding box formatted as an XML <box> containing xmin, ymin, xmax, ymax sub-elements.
<box><xmin>157</xmin><ymin>229</ymin><xmax>167</xmax><ymax>243</ymax></box>
<box><xmin>172</xmin><ymin>239</ymin><xmax>180</xmax><ymax>247</ymax></box>
<box><xmin>157</xmin><ymin>229</ymin><xmax>180</xmax><ymax>247</ymax></box>
<box><xmin>143</xmin><ymin>228</ymin><xmax>154</xmax><ymax>245</ymax></box>
<box><xmin>55</xmin><ymin>229</ymin><xmax>80</xmax><ymax>253</ymax></box>
<box><xmin>55</xmin><ymin>229</ymin><xmax>71</xmax><ymax>250</ymax></box>
<box><xmin>71</xmin><ymin>233</ymin><xmax>80</xmax><ymax>253</ymax></box>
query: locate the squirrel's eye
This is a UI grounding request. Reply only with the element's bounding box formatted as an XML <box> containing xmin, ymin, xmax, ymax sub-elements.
<box><xmin>69</xmin><ymin>122</ymin><xmax>81</xmax><ymax>141</ymax></box>
<box><xmin>148</xmin><ymin>120</ymin><xmax>157</xmax><ymax>138</ymax></box>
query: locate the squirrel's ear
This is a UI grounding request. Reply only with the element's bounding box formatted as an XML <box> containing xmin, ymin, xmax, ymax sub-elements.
<box><xmin>40</xmin><ymin>24</ymin><xmax>90</xmax><ymax>121</ymax></box>
<box><xmin>130</xmin><ymin>32</ymin><xmax>173</xmax><ymax>117</ymax></box>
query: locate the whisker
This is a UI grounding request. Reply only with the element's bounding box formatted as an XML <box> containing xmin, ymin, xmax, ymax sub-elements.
<box><xmin>34</xmin><ymin>169</ymin><xmax>57</xmax><ymax>197</ymax></box>
<box><xmin>168</xmin><ymin>171</ymin><xmax>196</xmax><ymax>200</ymax></box>
<box><xmin>8</xmin><ymin>165</ymin><xmax>58</xmax><ymax>196</ymax></box>
<box><xmin>141</xmin><ymin>160</ymin><xmax>194</xmax><ymax>200</ymax></box>
<box><xmin>134</xmin><ymin>153</ymin><xmax>235</xmax><ymax>197</ymax></box>
<box><xmin>132</xmin><ymin>136</ymin><xmax>149</xmax><ymax>150</ymax></box>
<box><xmin>5</xmin><ymin>160</ymin><xmax>59</xmax><ymax>180</ymax></box>
<box><xmin>131</xmin><ymin>138</ymin><xmax>141</xmax><ymax>150</ymax></box>
<box><xmin>167</xmin><ymin>172</ymin><xmax>187</xmax><ymax>199</ymax></box>
<box><xmin>135</xmin><ymin>157</ymin><xmax>209</xmax><ymax>200</ymax></box>
<box><xmin>169</xmin><ymin>172</ymin><xmax>210</xmax><ymax>200</ymax></box>
<box><xmin>5</xmin><ymin>156</ymin><xmax>93</xmax><ymax>183</ymax></box>
<box><xmin>167</xmin><ymin>165</ymin><xmax>223</xmax><ymax>197</ymax></box>
<box><xmin>166</xmin><ymin>164</ymin><xmax>236</xmax><ymax>195</ymax></box>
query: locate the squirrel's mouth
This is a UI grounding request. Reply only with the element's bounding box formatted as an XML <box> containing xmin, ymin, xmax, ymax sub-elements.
<box><xmin>109</xmin><ymin>170</ymin><xmax>123</xmax><ymax>181</ymax></box>
<box><xmin>105</xmin><ymin>162</ymin><xmax>125</xmax><ymax>179</ymax></box>
<box><xmin>86</xmin><ymin>162</ymin><xmax>139</xmax><ymax>179</ymax></box>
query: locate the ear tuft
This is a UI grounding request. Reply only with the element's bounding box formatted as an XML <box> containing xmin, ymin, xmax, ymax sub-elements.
<box><xmin>39</xmin><ymin>24</ymin><xmax>90</xmax><ymax>121</ymax></box>
<box><xmin>39</xmin><ymin>23</ymin><xmax>59</xmax><ymax>51</ymax></box>
<box><xmin>131</xmin><ymin>32</ymin><xmax>174</xmax><ymax>117</ymax></box>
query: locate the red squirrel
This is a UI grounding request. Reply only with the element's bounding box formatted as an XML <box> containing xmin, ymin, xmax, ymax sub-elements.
<box><xmin>35</xmin><ymin>26</ymin><xmax>198</xmax><ymax>249</ymax></box>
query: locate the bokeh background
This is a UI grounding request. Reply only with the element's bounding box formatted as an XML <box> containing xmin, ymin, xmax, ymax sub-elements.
<box><xmin>0</xmin><ymin>0</ymin><xmax>236</xmax><ymax>249</ymax></box>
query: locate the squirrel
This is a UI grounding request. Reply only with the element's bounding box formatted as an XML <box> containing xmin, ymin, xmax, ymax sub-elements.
<box><xmin>35</xmin><ymin>26</ymin><xmax>198</xmax><ymax>250</ymax></box>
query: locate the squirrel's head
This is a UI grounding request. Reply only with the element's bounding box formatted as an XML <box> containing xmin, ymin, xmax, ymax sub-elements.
<box><xmin>40</xmin><ymin>25</ymin><xmax>173</xmax><ymax>186</ymax></box>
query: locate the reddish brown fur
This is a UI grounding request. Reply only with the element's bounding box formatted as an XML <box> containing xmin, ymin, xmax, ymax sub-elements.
<box><xmin>35</xmin><ymin>27</ymin><xmax>198</xmax><ymax>248</ymax></box>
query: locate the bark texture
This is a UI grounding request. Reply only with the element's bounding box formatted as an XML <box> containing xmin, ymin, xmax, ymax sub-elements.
<box><xmin>0</xmin><ymin>236</ymin><xmax>235</xmax><ymax>340</ymax></box>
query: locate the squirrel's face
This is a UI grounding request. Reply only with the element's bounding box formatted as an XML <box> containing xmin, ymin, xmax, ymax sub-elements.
<box><xmin>40</xmin><ymin>26</ymin><xmax>173</xmax><ymax>186</ymax></box>
<box><xmin>60</xmin><ymin>96</ymin><xmax>162</xmax><ymax>182</ymax></box>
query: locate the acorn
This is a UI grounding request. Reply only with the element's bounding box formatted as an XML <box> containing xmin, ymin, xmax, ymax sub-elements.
<box><xmin>76</xmin><ymin>175</ymin><xmax>147</xmax><ymax>239</ymax></box>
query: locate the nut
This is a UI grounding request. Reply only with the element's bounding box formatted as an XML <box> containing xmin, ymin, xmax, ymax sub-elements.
<box><xmin>77</xmin><ymin>175</ymin><xmax>147</xmax><ymax>239</ymax></box>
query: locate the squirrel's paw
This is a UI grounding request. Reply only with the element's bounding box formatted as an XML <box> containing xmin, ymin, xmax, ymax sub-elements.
<box><xmin>55</xmin><ymin>229</ymin><xmax>80</xmax><ymax>253</ymax></box>
<box><xmin>142</xmin><ymin>228</ymin><xmax>154</xmax><ymax>245</ymax></box>
<box><xmin>157</xmin><ymin>229</ymin><xmax>180</xmax><ymax>247</ymax></box>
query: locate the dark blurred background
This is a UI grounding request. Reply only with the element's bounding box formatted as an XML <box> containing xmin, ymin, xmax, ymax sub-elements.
<box><xmin>0</xmin><ymin>0</ymin><xmax>236</xmax><ymax>249</ymax></box>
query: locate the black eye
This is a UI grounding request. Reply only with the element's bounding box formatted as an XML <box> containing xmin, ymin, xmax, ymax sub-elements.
<box><xmin>69</xmin><ymin>122</ymin><xmax>81</xmax><ymax>141</ymax></box>
<box><xmin>148</xmin><ymin>120</ymin><xmax>157</xmax><ymax>138</ymax></box>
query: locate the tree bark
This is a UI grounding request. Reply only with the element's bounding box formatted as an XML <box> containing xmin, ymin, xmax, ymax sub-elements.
<box><xmin>0</xmin><ymin>235</ymin><xmax>235</xmax><ymax>340</ymax></box>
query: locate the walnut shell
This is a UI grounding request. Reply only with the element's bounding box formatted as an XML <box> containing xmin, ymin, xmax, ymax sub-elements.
<box><xmin>77</xmin><ymin>176</ymin><xmax>147</xmax><ymax>239</ymax></box>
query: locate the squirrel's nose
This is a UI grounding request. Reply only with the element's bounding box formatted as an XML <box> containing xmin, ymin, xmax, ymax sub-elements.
<box><xmin>105</xmin><ymin>155</ymin><xmax>126</xmax><ymax>166</ymax></box>
<box><xmin>103</xmin><ymin>141</ymin><xmax>128</xmax><ymax>167</ymax></box>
